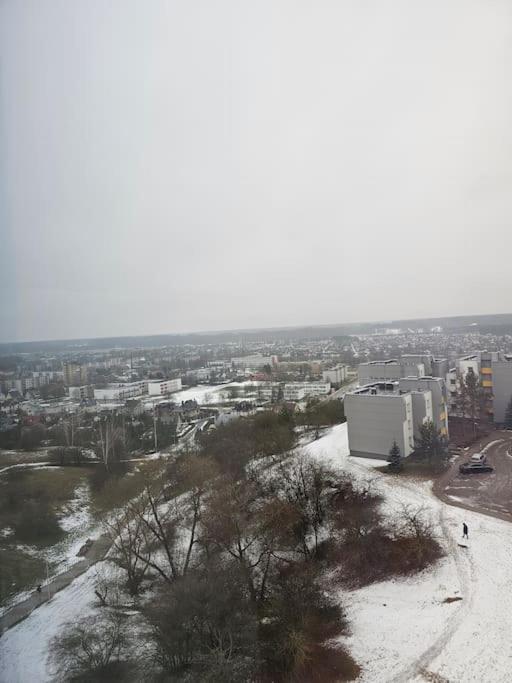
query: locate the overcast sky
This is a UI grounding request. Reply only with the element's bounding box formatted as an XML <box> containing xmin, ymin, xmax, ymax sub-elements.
<box><xmin>1</xmin><ymin>0</ymin><xmax>512</xmax><ymax>342</ymax></box>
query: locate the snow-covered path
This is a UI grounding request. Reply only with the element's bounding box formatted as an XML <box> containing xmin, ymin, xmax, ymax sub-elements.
<box><xmin>305</xmin><ymin>424</ymin><xmax>512</xmax><ymax>683</ymax></box>
<box><xmin>2</xmin><ymin>424</ymin><xmax>512</xmax><ymax>682</ymax></box>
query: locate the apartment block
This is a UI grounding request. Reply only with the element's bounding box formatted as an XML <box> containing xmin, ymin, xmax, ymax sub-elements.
<box><xmin>345</xmin><ymin>383</ymin><xmax>415</xmax><ymax>459</ymax></box>
<box><xmin>322</xmin><ymin>364</ymin><xmax>348</xmax><ymax>385</ymax></box>
<box><xmin>231</xmin><ymin>354</ymin><xmax>278</xmax><ymax>369</ymax></box>
<box><xmin>147</xmin><ymin>378</ymin><xmax>182</xmax><ymax>395</ymax></box>
<box><xmin>283</xmin><ymin>382</ymin><xmax>330</xmax><ymax>401</ymax></box>
<box><xmin>63</xmin><ymin>363</ymin><xmax>88</xmax><ymax>386</ymax></box>
<box><xmin>398</xmin><ymin>376</ymin><xmax>448</xmax><ymax>437</ymax></box>
<box><xmin>488</xmin><ymin>357</ymin><xmax>512</xmax><ymax>423</ymax></box>
<box><xmin>358</xmin><ymin>359</ymin><xmax>424</xmax><ymax>385</ymax></box>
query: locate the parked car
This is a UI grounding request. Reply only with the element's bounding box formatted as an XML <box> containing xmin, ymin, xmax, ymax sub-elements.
<box><xmin>459</xmin><ymin>462</ymin><xmax>493</xmax><ymax>474</ymax></box>
<box><xmin>470</xmin><ymin>452</ymin><xmax>487</xmax><ymax>464</ymax></box>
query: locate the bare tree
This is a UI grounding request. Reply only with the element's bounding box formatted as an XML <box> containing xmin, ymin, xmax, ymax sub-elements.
<box><xmin>272</xmin><ymin>453</ymin><xmax>335</xmax><ymax>557</ymax></box>
<box><xmin>398</xmin><ymin>504</ymin><xmax>437</xmax><ymax>564</ymax></box>
<box><xmin>104</xmin><ymin>509</ymin><xmax>152</xmax><ymax>595</ymax></box>
<box><xmin>97</xmin><ymin>414</ymin><xmax>124</xmax><ymax>470</ymax></box>
<box><xmin>52</xmin><ymin>610</ymin><xmax>128</xmax><ymax>681</ymax></box>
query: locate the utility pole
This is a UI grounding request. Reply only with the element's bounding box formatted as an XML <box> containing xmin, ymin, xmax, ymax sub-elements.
<box><xmin>153</xmin><ymin>405</ymin><xmax>158</xmax><ymax>452</ymax></box>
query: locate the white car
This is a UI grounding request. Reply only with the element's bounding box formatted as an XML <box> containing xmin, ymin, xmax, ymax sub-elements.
<box><xmin>470</xmin><ymin>452</ymin><xmax>487</xmax><ymax>464</ymax></box>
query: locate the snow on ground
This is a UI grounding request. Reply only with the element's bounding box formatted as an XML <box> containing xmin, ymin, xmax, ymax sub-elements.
<box><xmin>146</xmin><ymin>380</ymin><xmax>256</xmax><ymax>407</ymax></box>
<box><xmin>305</xmin><ymin>424</ymin><xmax>512</xmax><ymax>682</ymax></box>
<box><xmin>3</xmin><ymin>424</ymin><xmax>512</xmax><ymax>682</ymax></box>
<box><xmin>0</xmin><ymin>564</ymin><xmax>99</xmax><ymax>683</ymax></box>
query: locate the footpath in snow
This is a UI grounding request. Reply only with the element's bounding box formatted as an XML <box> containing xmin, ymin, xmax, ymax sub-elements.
<box><xmin>2</xmin><ymin>423</ymin><xmax>512</xmax><ymax>682</ymax></box>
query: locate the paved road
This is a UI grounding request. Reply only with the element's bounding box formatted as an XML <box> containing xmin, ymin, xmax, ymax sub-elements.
<box><xmin>0</xmin><ymin>534</ymin><xmax>111</xmax><ymax>635</ymax></box>
<box><xmin>433</xmin><ymin>429</ymin><xmax>512</xmax><ymax>523</ymax></box>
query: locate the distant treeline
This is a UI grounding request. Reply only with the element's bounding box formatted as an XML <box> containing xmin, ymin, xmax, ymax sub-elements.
<box><xmin>2</xmin><ymin>312</ymin><xmax>512</xmax><ymax>354</ymax></box>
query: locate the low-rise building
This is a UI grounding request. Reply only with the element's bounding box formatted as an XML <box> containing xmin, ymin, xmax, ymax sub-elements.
<box><xmin>94</xmin><ymin>381</ymin><xmax>146</xmax><ymax>401</ymax></box>
<box><xmin>147</xmin><ymin>378</ymin><xmax>182</xmax><ymax>395</ymax></box>
<box><xmin>283</xmin><ymin>382</ymin><xmax>330</xmax><ymax>401</ymax></box>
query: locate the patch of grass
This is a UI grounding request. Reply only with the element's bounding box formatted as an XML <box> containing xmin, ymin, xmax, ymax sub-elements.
<box><xmin>0</xmin><ymin>547</ymin><xmax>47</xmax><ymax>606</ymax></box>
<box><xmin>90</xmin><ymin>460</ymin><xmax>165</xmax><ymax>516</ymax></box>
<box><xmin>0</xmin><ymin>467</ymin><xmax>90</xmax><ymax>547</ymax></box>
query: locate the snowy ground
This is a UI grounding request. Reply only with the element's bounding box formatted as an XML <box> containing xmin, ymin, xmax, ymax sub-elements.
<box><xmin>0</xmin><ymin>562</ymin><xmax>113</xmax><ymax>683</ymax></box>
<box><xmin>2</xmin><ymin>424</ymin><xmax>512</xmax><ymax>682</ymax></box>
<box><xmin>142</xmin><ymin>380</ymin><xmax>250</xmax><ymax>408</ymax></box>
<box><xmin>304</xmin><ymin>425</ymin><xmax>512</xmax><ymax>683</ymax></box>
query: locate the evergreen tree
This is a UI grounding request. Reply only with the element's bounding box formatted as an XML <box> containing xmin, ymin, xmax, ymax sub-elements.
<box><xmin>504</xmin><ymin>396</ymin><xmax>512</xmax><ymax>430</ymax></box>
<box><xmin>387</xmin><ymin>440</ymin><xmax>402</xmax><ymax>471</ymax></box>
<box><xmin>415</xmin><ymin>420</ymin><xmax>448</xmax><ymax>465</ymax></box>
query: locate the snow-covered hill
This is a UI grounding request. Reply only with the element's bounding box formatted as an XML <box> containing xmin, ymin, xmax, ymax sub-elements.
<box><xmin>2</xmin><ymin>423</ymin><xmax>512</xmax><ymax>682</ymax></box>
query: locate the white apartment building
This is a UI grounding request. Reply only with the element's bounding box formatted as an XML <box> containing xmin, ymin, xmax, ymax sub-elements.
<box><xmin>322</xmin><ymin>364</ymin><xmax>348</xmax><ymax>385</ymax></box>
<box><xmin>147</xmin><ymin>378</ymin><xmax>182</xmax><ymax>396</ymax></box>
<box><xmin>345</xmin><ymin>383</ymin><xmax>415</xmax><ymax>459</ymax></box>
<box><xmin>94</xmin><ymin>382</ymin><xmax>146</xmax><ymax>401</ymax></box>
<box><xmin>283</xmin><ymin>382</ymin><xmax>331</xmax><ymax>401</ymax></box>
<box><xmin>345</xmin><ymin>378</ymin><xmax>446</xmax><ymax>460</ymax></box>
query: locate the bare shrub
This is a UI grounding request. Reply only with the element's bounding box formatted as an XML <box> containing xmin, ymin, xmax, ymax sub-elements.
<box><xmin>334</xmin><ymin>504</ymin><xmax>443</xmax><ymax>587</ymax></box>
<box><xmin>259</xmin><ymin>562</ymin><xmax>358</xmax><ymax>682</ymax></box>
<box><xmin>52</xmin><ymin>610</ymin><xmax>129</xmax><ymax>682</ymax></box>
<box><xmin>146</xmin><ymin>564</ymin><xmax>258</xmax><ymax>681</ymax></box>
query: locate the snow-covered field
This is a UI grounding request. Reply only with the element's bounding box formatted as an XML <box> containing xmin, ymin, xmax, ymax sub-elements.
<box><xmin>2</xmin><ymin>424</ymin><xmax>512</xmax><ymax>682</ymax></box>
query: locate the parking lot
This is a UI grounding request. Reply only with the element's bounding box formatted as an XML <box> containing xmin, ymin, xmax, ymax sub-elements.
<box><xmin>434</xmin><ymin>430</ymin><xmax>512</xmax><ymax>522</ymax></box>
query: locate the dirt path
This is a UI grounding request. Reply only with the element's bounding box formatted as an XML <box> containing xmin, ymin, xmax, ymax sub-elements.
<box><xmin>0</xmin><ymin>534</ymin><xmax>111</xmax><ymax>635</ymax></box>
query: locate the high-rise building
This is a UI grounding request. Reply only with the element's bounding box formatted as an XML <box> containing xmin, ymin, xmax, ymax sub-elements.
<box><xmin>62</xmin><ymin>362</ymin><xmax>88</xmax><ymax>386</ymax></box>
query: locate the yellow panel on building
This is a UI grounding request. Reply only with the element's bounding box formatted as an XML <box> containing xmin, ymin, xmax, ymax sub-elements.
<box><xmin>482</xmin><ymin>379</ymin><xmax>493</xmax><ymax>388</ymax></box>
<box><xmin>481</xmin><ymin>367</ymin><xmax>493</xmax><ymax>375</ymax></box>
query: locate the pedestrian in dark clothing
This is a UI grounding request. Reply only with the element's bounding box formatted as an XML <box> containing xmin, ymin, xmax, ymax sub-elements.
<box><xmin>462</xmin><ymin>522</ymin><xmax>468</xmax><ymax>539</ymax></box>
<box><xmin>36</xmin><ymin>585</ymin><xmax>42</xmax><ymax>594</ymax></box>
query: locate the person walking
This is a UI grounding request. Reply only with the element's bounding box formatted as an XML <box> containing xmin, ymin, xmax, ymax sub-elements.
<box><xmin>462</xmin><ymin>522</ymin><xmax>469</xmax><ymax>540</ymax></box>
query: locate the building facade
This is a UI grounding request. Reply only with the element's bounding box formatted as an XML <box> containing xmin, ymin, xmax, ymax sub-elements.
<box><xmin>345</xmin><ymin>383</ymin><xmax>415</xmax><ymax>459</ymax></box>
<box><xmin>322</xmin><ymin>364</ymin><xmax>348</xmax><ymax>385</ymax></box>
<box><xmin>147</xmin><ymin>378</ymin><xmax>182</xmax><ymax>395</ymax></box>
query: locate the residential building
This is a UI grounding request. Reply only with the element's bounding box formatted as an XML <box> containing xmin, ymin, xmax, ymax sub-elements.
<box><xmin>283</xmin><ymin>382</ymin><xmax>330</xmax><ymax>401</ymax></box>
<box><xmin>68</xmin><ymin>385</ymin><xmax>93</xmax><ymax>400</ymax></box>
<box><xmin>447</xmin><ymin>351</ymin><xmax>510</xmax><ymax>423</ymax></box>
<box><xmin>398</xmin><ymin>376</ymin><xmax>449</xmax><ymax>437</ymax></box>
<box><xmin>63</xmin><ymin>363</ymin><xmax>88</xmax><ymax>386</ymax></box>
<box><xmin>283</xmin><ymin>385</ymin><xmax>307</xmax><ymax>401</ymax></box>
<box><xmin>358</xmin><ymin>359</ymin><xmax>425</xmax><ymax>385</ymax></box>
<box><xmin>93</xmin><ymin>382</ymin><xmax>146</xmax><ymax>401</ymax></box>
<box><xmin>322</xmin><ymin>364</ymin><xmax>348</xmax><ymax>385</ymax></box>
<box><xmin>147</xmin><ymin>378</ymin><xmax>182</xmax><ymax>395</ymax></box>
<box><xmin>345</xmin><ymin>382</ymin><xmax>415</xmax><ymax>459</ymax></box>
<box><xmin>231</xmin><ymin>354</ymin><xmax>278</xmax><ymax>369</ymax></box>
<box><xmin>488</xmin><ymin>356</ymin><xmax>512</xmax><ymax>423</ymax></box>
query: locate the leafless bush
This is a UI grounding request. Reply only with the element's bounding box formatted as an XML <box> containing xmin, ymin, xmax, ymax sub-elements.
<box><xmin>52</xmin><ymin>610</ymin><xmax>129</xmax><ymax>682</ymax></box>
